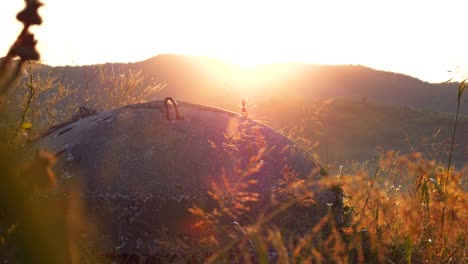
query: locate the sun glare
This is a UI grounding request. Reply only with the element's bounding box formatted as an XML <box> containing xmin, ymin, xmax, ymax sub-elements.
<box><xmin>2</xmin><ymin>0</ymin><xmax>467</xmax><ymax>82</ymax></box>
<box><xmin>217</xmin><ymin>53</ymin><xmax>279</xmax><ymax>70</ymax></box>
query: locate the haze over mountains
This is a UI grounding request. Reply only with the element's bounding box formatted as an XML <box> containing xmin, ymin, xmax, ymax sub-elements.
<box><xmin>36</xmin><ymin>54</ymin><xmax>467</xmax><ymax>114</ymax></box>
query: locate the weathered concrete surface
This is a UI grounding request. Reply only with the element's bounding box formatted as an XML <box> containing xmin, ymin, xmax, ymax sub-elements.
<box><xmin>28</xmin><ymin>100</ymin><xmax>339</xmax><ymax>256</ymax></box>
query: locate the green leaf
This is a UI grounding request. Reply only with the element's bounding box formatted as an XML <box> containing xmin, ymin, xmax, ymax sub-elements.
<box><xmin>20</xmin><ymin>122</ymin><xmax>32</xmax><ymax>130</ymax></box>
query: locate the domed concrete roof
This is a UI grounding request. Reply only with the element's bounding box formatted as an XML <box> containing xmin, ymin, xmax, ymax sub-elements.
<box><xmin>29</xmin><ymin>100</ymin><xmax>336</xmax><ymax>256</ymax></box>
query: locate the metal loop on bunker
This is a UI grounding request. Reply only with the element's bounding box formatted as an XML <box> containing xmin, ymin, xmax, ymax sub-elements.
<box><xmin>164</xmin><ymin>97</ymin><xmax>183</xmax><ymax>121</ymax></box>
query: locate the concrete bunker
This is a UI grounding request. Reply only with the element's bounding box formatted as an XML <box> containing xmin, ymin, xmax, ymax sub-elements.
<box><xmin>29</xmin><ymin>99</ymin><xmax>342</xmax><ymax>256</ymax></box>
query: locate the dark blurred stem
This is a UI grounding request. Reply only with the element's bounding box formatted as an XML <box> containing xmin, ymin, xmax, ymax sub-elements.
<box><xmin>0</xmin><ymin>28</ymin><xmax>31</xmax><ymax>104</ymax></box>
<box><xmin>0</xmin><ymin>60</ymin><xmax>24</xmax><ymax>103</ymax></box>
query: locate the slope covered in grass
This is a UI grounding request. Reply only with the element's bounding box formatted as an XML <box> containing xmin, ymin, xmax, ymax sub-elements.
<box><xmin>30</xmin><ymin>54</ymin><xmax>468</xmax><ymax>114</ymax></box>
<box><xmin>254</xmin><ymin>99</ymin><xmax>467</xmax><ymax>168</ymax></box>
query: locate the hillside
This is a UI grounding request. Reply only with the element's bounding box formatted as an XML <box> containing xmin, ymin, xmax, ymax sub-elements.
<box><xmin>254</xmin><ymin>98</ymin><xmax>467</xmax><ymax>168</ymax></box>
<box><xmin>35</xmin><ymin>54</ymin><xmax>467</xmax><ymax>114</ymax></box>
<box><xmin>7</xmin><ymin>55</ymin><xmax>467</xmax><ymax>167</ymax></box>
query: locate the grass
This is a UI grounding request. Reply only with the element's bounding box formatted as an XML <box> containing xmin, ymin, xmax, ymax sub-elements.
<box><xmin>0</xmin><ymin>1</ymin><xmax>467</xmax><ymax>263</ymax></box>
<box><xmin>2</xmin><ymin>77</ymin><xmax>467</xmax><ymax>263</ymax></box>
<box><xmin>177</xmin><ymin>151</ymin><xmax>466</xmax><ymax>264</ymax></box>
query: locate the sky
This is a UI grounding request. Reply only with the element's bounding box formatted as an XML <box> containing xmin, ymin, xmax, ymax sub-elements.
<box><xmin>1</xmin><ymin>0</ymin><xmax>468</xmax><ymax>83</ymax></box>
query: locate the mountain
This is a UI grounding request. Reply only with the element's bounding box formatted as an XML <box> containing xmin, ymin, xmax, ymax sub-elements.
<box><xmin>10</xmin><ymin>55</ymin><xmax>466</xmax><ymax>166</ymax></box>
<box><xmin>34</xmin><ymin>54</ymin><xmax>467</xmax><ymax>114</ymax></box>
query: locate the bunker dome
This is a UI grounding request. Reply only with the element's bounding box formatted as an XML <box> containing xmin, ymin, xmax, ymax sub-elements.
<box><xmin>28</xmin><ymin>99</ymin><xmax>340</xmax><ymax>255</ymax></box>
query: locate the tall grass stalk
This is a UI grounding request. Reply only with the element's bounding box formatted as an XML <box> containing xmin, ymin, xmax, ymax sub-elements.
<box><xmin>446</xmin><ymin>80</ymin><xmax>466</xmax><ymax>175</ymax></box>
<box><xmin>439</xmin><ymin>79</ymin><xmax>466</xmax><ymax>261</ymax></box>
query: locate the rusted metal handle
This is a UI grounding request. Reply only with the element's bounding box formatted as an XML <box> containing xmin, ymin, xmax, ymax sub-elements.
<box><xmin>164</xmin><ymin>97</ymin><xmax>183</xmax><ymax>121</ymax></box>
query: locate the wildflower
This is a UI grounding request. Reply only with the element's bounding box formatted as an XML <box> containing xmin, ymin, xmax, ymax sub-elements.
<box><xmin>7</xmin><ymin>0</ymin><xmax>43</xmax><ymax>62</ymax></box>
<box><xmin>337</xmin><ymin>165</ymin><xmax>343</xmax><ymax>181</ymax></box>
<box><xmin>10</xmin><ymin>30</ymin><xmax>40</xmax><ymax>61</ymax></box>
<box><xmin>16</xmin><ymin>0</ymin><xmax>44</xmax><ymax>26</ymax></box>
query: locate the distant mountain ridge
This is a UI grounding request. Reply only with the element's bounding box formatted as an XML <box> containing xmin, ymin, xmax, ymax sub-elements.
<box><xmin>33</xmin><ymin>54</ymin><xmax>467</xmax><ymax>114</ymax></box>
<box><xmin>17</xmin><ymin>55</ymin><xmax>466</xmax><ymax>166</ymax></box>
